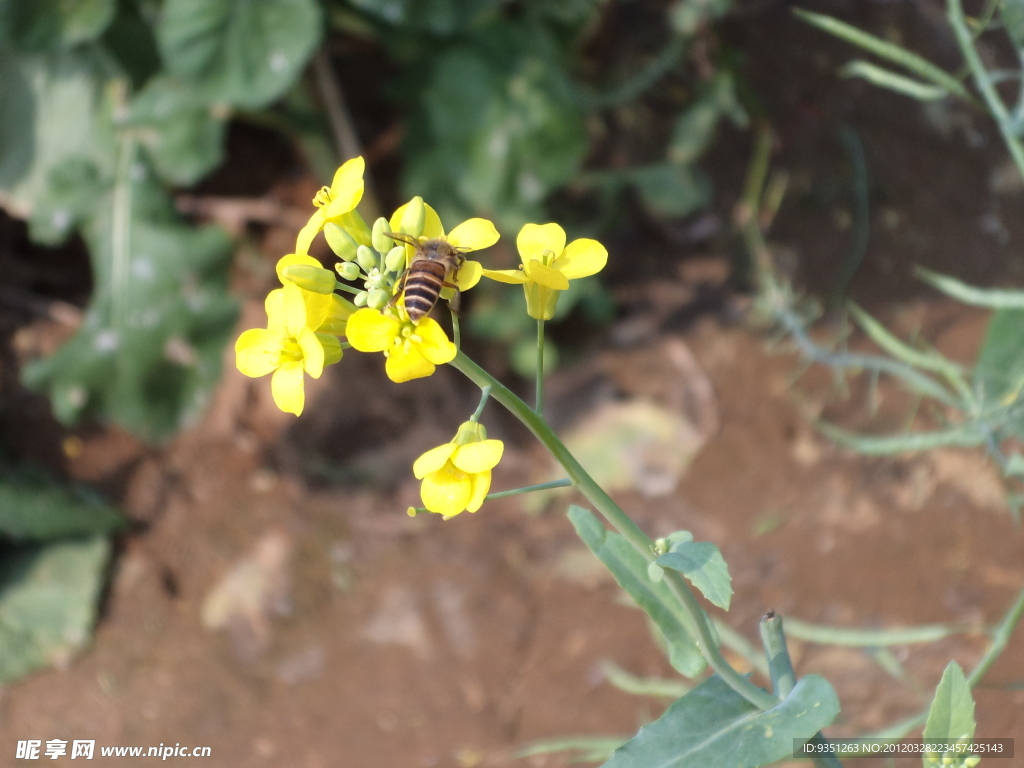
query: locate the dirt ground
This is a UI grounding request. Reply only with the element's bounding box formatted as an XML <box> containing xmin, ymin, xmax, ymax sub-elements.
<box><xmin>2</xmin><ymin>2</ymin><xmax>1024</xmax><ymax>767</ymax></box>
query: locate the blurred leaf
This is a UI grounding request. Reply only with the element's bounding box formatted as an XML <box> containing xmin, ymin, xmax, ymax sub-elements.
<box><xmin>0</xmin><ymin>467</ymin><xmax>123</xmax><ymax>542</ymax></box>
<box><xmin>975</xmin><ymin>308</ymin><xmax>1024</xmax><ymax>411</ymax></box>
<box><xmin>567</xmin><ymin>505</ymin><xmax>707</xmax><ymax>678</ymax></box>
<box><xmin>518</xmin><ymin>736</ymin><xmax>630</xmax><ymax>764</ymax></box>
<box><xmin>668</xmin><ymin>0</ymin><xmax>732</xmax><ymax>36</ymax></box>
<box><xmin>157</xmin><ymin>0</ymin><xmax>322</xmax><ymax>109</ymax></box>
<box><xmin>841</xmin><ymin>60</ymin><xmax>950</xmax><ymax>100</ymax></box>
<box><xmin>0</xmin><ymin>535</ymin><xmax>111</xmax><ymax>682</ymax></box>
<box><xmin>602</xmin><ymin>674</ymin><xmax>839</xmax><ymax>768</ymax></box>
<box><xmin>127</xmin><ymin>75</ymin><xmax>227</xmax><ymax>186</ymax></box>
<box><xmin>23</xmin><ymin>158</ymin><xmax>238</xmax><ymax>442</ymax></box>
<box><xmin>668</xmin><ymin>71</ymin><xmax>745</xmax><ymax>166</ymax></box>
<box><xmin>918</xmin><ymin>266</ymin><xmax>1024</xmax><ymax>308</ymax></box>
<box><xmin>0</xmin><ymin>0</ymin><xmax>115</xmax><ymax>52</ymax></box>
<box><xmin>348</xmin><ymin>0</ymin><xmax>503</xmax><ymax>35</ymax></box>
<box><xmin>600</xmin><ymin>658</ymin><xmax>691</xmax><ymax>699</ymax></box>
<box><xmin>814</xmin><ymin>421</ymin><xmax>985</xmax><ymax>455</ymax></box>
<box><xmin>100</xmin><ymin>0</ymin><xmax>161</xmax><ymax>87</ymax></box>
<box><xmin>923</xmin><ymin>661</ymin><xmax>976</xmax><ymax>743</ymax></box>
<box><xmin>1003</xmin><ymin>0</ymin><xmax>1024</xmax><ymax>49</ymax></box>
<box><xmin>631</xmin><ymin>163</ymin><xmax>711</xmax><ymax>219</ymax></box>
<box><xmin>657</xmin><ymin>540</ymin><xmax>732</xmax><ymax>611</ymax></box>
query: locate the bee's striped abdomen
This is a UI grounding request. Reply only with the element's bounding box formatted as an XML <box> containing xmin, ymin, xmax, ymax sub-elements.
<box><xmin>403</xmin><ymin>260</ymin><xmax>448</xmax><ymax>322</ymax></box>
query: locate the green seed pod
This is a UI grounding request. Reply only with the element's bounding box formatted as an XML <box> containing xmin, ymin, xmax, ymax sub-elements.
<box><xmin>354</xmin><ymin>290</ymin><xmax>369</xmax><ymax>307</ymax></box>
<box><xmin>324</xmin><ymin>223</ymin><xmax>358</xmax><ymax>261</ymax></box>
<box><xmin>356</xmin><ymin>245</ymin><xmax>378</xmax><ymax>272</ymax></box>
<box><xmin>371</xmin><ymin>217</ymin><xmax>393</xmax><ymax>254</ymax></box>
<box><xmin>281</xmin><ymin>264</ymin><xmax>336</xmax><ymax>294</ymax></box>
<box><xmin>384</xmin><ymin>246</ymin><xmax>406</xmax><ymax>273</ymax></box>
<box><xmin>335</xmin><ymin>261</ymin><xmax>361</xmax><ymax>281</ymax></box>
<box><xmin>397</xmin><ymin>196</ymin><xmax>425</xmax><ymax>238</ymax></box>
<box><xmin>367</xmin><ymin>288</ymin><xmax>390</xmax><ymax>310</ymax></box>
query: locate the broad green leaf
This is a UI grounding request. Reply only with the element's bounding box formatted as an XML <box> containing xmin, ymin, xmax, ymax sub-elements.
<box><xmin>630</xmin><ymin>163</ymin><xmax>711</xmax><ymax>219</ymax></box>
<box><xmin>0</xmin><ymin>468</ymin><xmax>123</xmax><ymax>541</ymax></box>
<box><xmin>602</xmin><ymin>674</ymin><xmax>840</xmax><ymax>768</ymax></box>
<box><xmin>923</xmin><ymin>661</ymin><xmax>976</xmax><ymax>744</ymax></box>
<box><xmin>0</xmin><ymin>536</ymin><xmax>111</xmax><ymax>682</ymax></box>
<box><xmin>127</xmin><ymin>76</ymin><xmax>227</xmax><ymax>186</ymax></box>
<box><xmin>841</xmin><ymin>60</ymin><xmax>949</xmax><ymax>101</ymax></box>
<box><xmin>974</xmin><ymin>309</ymin><xmax>1024</xmax><ymax>422</ymax></box>
<box><xmin>567</xmin><ymin>505</ymin><xmax>706</xmax><ymax>678</ymax></box>
<box><xmin>1003</xmin><ymin>0</ymin><xmax>1024</xmax><ymax>49</ymax></box>
<box><xmin>793</xmin><ymin>9</ymin><xmax>970</xmax><ymax>101</ymax></box>
<box><xmin>0</xmin><ymin>0</ymin><xmax>114</xmax><ymax>51</ymax></box>
<box><xmin>657</xmin><ymin>541</ymin><xmax>732</xmax><ymax>611</ymax></box>
<box><xmin>157</xmin><ymin>0</ymin><xmax>322</xmax><ymax>109</ymax></box>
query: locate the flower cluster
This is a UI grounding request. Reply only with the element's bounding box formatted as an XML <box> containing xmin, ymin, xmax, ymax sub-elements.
<box><xmin>234</xmin><ymin>155</ymin><xmax>608</xmax><ymax>517</ymax></box>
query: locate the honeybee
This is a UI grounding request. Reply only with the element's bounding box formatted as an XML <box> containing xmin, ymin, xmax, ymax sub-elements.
<box><xmin>387</xmin><ymin>232</ymin><xmax>468</xmax><ymax>322</ymax></box>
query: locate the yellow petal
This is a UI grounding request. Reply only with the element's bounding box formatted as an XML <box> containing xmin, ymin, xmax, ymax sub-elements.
<box><xmin>465</xmin><ymin>469</ymin><xmax>492</xmax><ymax>513</ymax></box>
<box><xmin>447</xmin><ymin>218</ymin><xmax>499</xmax><ymax>251</ymax></box>
<box><xmin>517</xmin><ymin>223</ymin><xmax>566</xmax><ymax>262</ymax></box>
<box><xmin>523</xmin><ymin>260</ymin><xmax>570</xmax><ymax>290</ymax></box>
<box><xmin>316</xmin><ymin>294</ymin><xmax>356</xmax><ymax>335</ymax></box>
<box><xmin>235</xmin><ymin>329</ymin><xmax>282</xmax><ymax>377</ymax></box>
<box><xmin>480</xmin><ymin>268</ymin><xmax>528</xmax><ymax>284</ymax></box>
<box><xmin>282</xmin><ymin>283</ymin><xmax>310</xmax><ymax>338</ymax></box>
<box><xmin>456</xmin><ymin>260</ymin><xmax>482</xmax><ymax>291</ymax></box>
<box><xmin>411</xmin><ymin>317</ymin><xmax>456</xmax><ymax>365</ymax></box>
<box><xmin>390</xmin><ymin>197</ymin><xmax>444</xmax><ymax>238</ymax></box>
<box><xmin>265</xmin><ymin>289</ymin><xmax>287</xmax><ymax>332</ymax></box>
<box><xmin>552</xmin><ymin>238</ymin><xmax>608</xmax><ymax>280</ymax></box>
<box><xmin>524</xmin><ymin>283</ymin><xmax>559</xmax><ymax>321</ymax></box>
<box><xmin>451</xmin><ymin>439</ymin><xmax>504</xmax><ymax>474</ymax></box>
<box><xmin>271</xmin><ymin>361</ymin><xmax>305</xmax><ymax>416</ymax></box>
<box><xmin>420</xmin><ymin>463</ymin><xmax>473</xmax><ymax>516</ymax></box>
<box><xmin>385</xmin><ymin>340</ymin><xmax>435</xmax><ymax>382</ymax></box>
<box><xmin>317</xmin><ymin>333</ymin><xmax>343</xmax><ymax>366</ymax></box>
<box><xmin>295</xmin><ymin>209</ymin><xmax>326</xmax><ymax>255</ymax></box>
<box><xmin>422</xmin><ymin>202</ymin><xmax>444</xmax><ymax>239</ymax></box>
<box><xmin>413</xmin><ymin>444</ymin><xmax>458</xmax><ymax>479</ymax></box>
<box><xmin>276</xmin><ymin>253</ymin><xmax>323</xmax><ymax>285</ymax></box>
<box><xmin>324</xmin><ymin>156</ymin><xmax>365</xmax><ymax>218</ymax></box>
<box><xmin>346</xmin><ymin>308</ymin><xmax>400</xmax><ymax>352</ymax></box>
<box><xmin>297</xmin><ymin>326</ymin><xmax>325</xmax><ymax>378</ymax></box>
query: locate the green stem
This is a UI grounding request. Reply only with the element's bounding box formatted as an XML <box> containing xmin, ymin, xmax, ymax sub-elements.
<box><xmin>452</xmin><ymin>312</ymin><xmax>461</xmax><ymax>349</ymax></box>
<box><xmin>759</xmin><ymin>612</ymin><xmax>797</xmax><ymax>699</ymax></box>
<box><xmin>967</xmin><ymin>579</ymin><xmax>1024</xmax><ymax>686</ymax></box>
<box><xmin>536</xmin><ymin>319</ymin><xmax>545</xmax><ymax>414</ymax></box>
<box><xmin>449</xmin><ymin>351</ymin><xmax>778</xmax><ymax>711</ymax></box>
<box><xmin>334</xmin><ymin>281</ymin><xmax>363</xmax><ymax>296</ymax></box>
<box><xmin>783</xmin><ymin>618</ymin><xmax>980</xmax><ymax>647</ymax></box>
<box><xmin>470</xmin><ymin>385</ymin><xmax>491</xmax><ymax>422</ymax></box>
<box><xmin>948</xmin><ymin>0</ymin><xmax>1024</xmax><ymax>181</ymax></box>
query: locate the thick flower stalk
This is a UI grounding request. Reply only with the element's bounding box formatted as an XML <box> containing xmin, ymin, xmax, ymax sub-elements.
<box><xmin>345</xmin><ymin>307</ymin><xmax>456</xmax><ymax>383</ymax></box>
<box><xmin>481</xmin><ymin>222</ymin><xmax>607</xmax><ymax>320</ymax></box>
<box><xmin>235</xmin><ymin>284</ymin><xmax>345</xmax><ymax>416</ymax></box>
<box><xmin>413</xmin><ymin>420</ymin><xmax>504</xmax><ymax>517</ymax></box>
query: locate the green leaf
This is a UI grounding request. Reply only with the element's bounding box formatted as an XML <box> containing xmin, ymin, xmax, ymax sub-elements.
<box><xmin>668</xmin><ymin>72</ymin><xmax>745</xmax><ymax>166</ymax></box>
<box><xmin>918</xmin><ymin>267</ymin><xmax>1024</xmax><ymax>308</ymax></box>
<box><xmin>127</xmin><ymin>75</ymin><xmax>227</xmax><ymax>186</ymax></box>
<box><xmin>157</xmin><ymin>0</ymin><xmax>322</xmax><ymax>109</ymax></box>
<box><xmin>841</xmin><ymin>60</ymin><xmax>950</xmax><ymax>101</ymax></box>
<box><xmin>0</xmin><ymin>468</ymin><xmax>123</xmax><ymax>542</ymax></box>
<box><xmin>518</xmin><ymin>736</ymin><xmax>630</xmax><ymax>764</ymax></box>
<box><xmin>0</xmin><ymin>536</ymin><xmax>111</xmax><ymax>682</ymax></box>
<box><xmin>600</xmin><ymin>659</ymin><xmax>691</xmax><ymax>699</ymax></box>
<box><xmin>602</xmin><ymin>674</ymin><xmax>840</xmax><ymax>768</ymax></box>
<box><xmin>814</xmin><ymin>421</ymin><xmax>985</xmax><ymax>455</ymax></box>
<box><xmin>0</xmin><ymin>0</ymin><xmax>114</xmax><ymax>51</ymax></box>
<box><xmin>1003</xmin><ymin>0</ymin><xmax>1024</xmax><ymax>49</ymax></box>
<box><xmin>923</xmin><ymin>661</ymin><xmax>976</xmax><ymax>744</ymax></box>
<box><xmin>656</xmin><ymin>541</ymin><xmax>732</xmax><ymax>611</ymax></box>
<box><xmin>793</xmin><ymin>9</ymin><xmax>971</xmax><ymax>102</ymax></box>
<box><xmin>630</xmin><ymin>163</ymin><xmax>711</xmax><ymax>219</ymax></box>
<box><xmin>567</xmin><ymin>505</ymin><xmax>706</xmax><ymax>678</ymax></box>
<box><xmin>975</xmin><ymin>308</ymin><xmax>1024</xmax><ymax>415</ymax></box>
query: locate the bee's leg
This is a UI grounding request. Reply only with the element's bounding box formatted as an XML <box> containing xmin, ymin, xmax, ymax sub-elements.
<box><xmin>385</xmin><ymin>269</ymin><xmax>409</xmax><ymax>310</ymax></box>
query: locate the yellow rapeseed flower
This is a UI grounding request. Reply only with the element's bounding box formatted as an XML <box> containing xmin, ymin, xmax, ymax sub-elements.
<box><xmin>234</xmin><ymin>284</ymin><xmax>345</xmax><ymax>416</ymax></box>
<box><xmin>345</xmin><ymin>307</ymin><xmax>456</xmax><ymax>383</ymax></box>
<box><xmin>295</xmin><ymin>156</ymin><xmax>366</xmax><ymax>256</ymax></box>
<box><xmin>388</xmin><ymin>197</ymin><xmax>499</xmax><ymax>291</ymax></box>
<box><xmin>481</xmin><ymin>222</ymin><xmax>607</xmax><ymax>320</ymax></box>
<box><xmin>413</xmin><ymin>421</ymin><xmax>504</xmax><ymax>517</ymax></box>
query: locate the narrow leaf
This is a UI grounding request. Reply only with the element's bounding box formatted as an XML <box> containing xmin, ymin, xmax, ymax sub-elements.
<box><xmin>841</xmin><ymin>60</ymin><xmax>950</xmax><ymax>100</ymax></box>
<box><xmin>567</xmin><ymin>506</ymin><xmax>706</xmax><ymax>677</ymax></box>
<box><xmin>794</xmin><ymin>9</ymin><xmax>971</xmax><ymax>101</ymax></box>
<box><xmin>918</xmin><ymin>266</ymin><xmax>1024</xmax><ymax>308</ymax></box>
<box><xmin>849</xmin><ymin>303</ymin><xmax>963</xmax><ymax>378</ymax></box>
<box><xmin>656</xmin><ymin>541</ymin><xmax>732</xmax><ymax>611</ymax></box>
<box><xmin>815</xmin><ymin>421</ymin><xmax>984</xmax><ymax>455</ymax></box>
<box><xmin>518</xmin><ymin>736</ymin><xmax>630</xmax><ymax>763</ymax></box>
<box><xmin>602</xmin><ymin>674</ymin><xmax>840</xmax><ymax>768</ymax></box>
<box><xmin>923</xmin><ymin>661</ymin><xmax>976</xmax><ymax>743</ymax></box>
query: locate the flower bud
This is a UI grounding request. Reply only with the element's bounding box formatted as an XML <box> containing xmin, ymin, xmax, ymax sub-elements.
<box><xmin>454</xmin><ymin>420</ymin><xmax>487</xmax><ymax>445</ymax></box>
<box><xmin>337</xmin><ymin>210</ymin><xmax>372</xmax><ymax>246</ymax></box>
<box><xmin>336</xmin><ymin>261</ymin><xmax>361</xmax><ymax>281</ymax></box>
<box><xmin>396</xmin><ymin>196</ymin><xmax>425</xmax><ymax>238</ymax></box>
<box><xmin>281</xmin><ymin>264</ymin><xmax>336</xmax><ymax>294</ymax></box>
<box><xmin>317</xmin><ymin>294</ymin><xmax>356</xmax><ymax>335</ymax></box>
<box><xmin>324</xmin><ymin>223</ymin><xmax>358</xmax><ymax>261</ymax></box>
<box><xmin>317</xmin><ymin>333</ymin><xmax>344</xmax><ymax>366</ymax></box>
<box><xmin>371</xmin><ymin>217</ymin><xmax>393</xmax><ymax>254</ymax></box>
<box><xmin>367</xmin><ymin>288</ymin><xmax>390</xmax><ymax>310</ymax></box>
<box><xmin>384</xmin><ymin>246</ymin><xmax>407</xmax><ymax>273</ymax></box>
<box><xmin>356</xmin><ymin>245</ymin><xmax>378</xmax><ymax>272</ymax></box>
<box><xmin>354</xmin><ymin>290</ymin><xmax>368</xmax><ymax>307</ymax></box>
